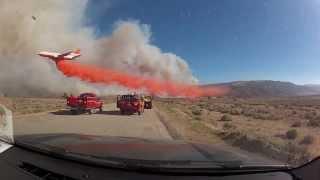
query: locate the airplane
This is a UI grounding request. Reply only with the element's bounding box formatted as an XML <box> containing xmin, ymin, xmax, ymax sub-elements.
<box><xmin>38</xmin><ymin>49</ymin><xmax>81</xmax><ymax>62</ymax></box>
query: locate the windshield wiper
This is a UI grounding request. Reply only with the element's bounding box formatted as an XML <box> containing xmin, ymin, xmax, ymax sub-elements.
<box><xmin>237</xmin><ymin>164</ymin><xmax>291</xmax><ymax>170</ymax></box>
<box><xmin>48</xmin><ymin>150</ymin><xmax>291</xmax><ymax>172</ymax></box>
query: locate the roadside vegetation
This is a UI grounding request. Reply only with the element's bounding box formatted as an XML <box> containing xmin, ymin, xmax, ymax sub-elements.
<box><xmin>0</xmin><ymin>97</ymin><xmax>65</xmax><ymax>115</ymax></box>
<box><xmin>0</xmin><ymin>95</ymin><xmax>123</xmax><ymax>116</ymax></box>
<box><xmin>155</xmin><ymin>96</ymin><xmax>320</xmax><ymax>166</ymax></box>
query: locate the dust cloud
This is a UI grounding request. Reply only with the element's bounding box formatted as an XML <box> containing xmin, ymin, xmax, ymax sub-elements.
<box><xmin>0</xmin><ymin>0</ymin><xmax>197</xmax><ymax>97</ymax></box>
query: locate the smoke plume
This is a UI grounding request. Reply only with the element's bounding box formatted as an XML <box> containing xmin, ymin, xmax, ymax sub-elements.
<box><xmin>0</xmin><ymin>0</ymin><xmax>203</xmax><ymax>97</ymax></box>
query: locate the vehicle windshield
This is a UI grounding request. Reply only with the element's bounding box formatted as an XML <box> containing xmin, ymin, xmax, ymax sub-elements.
<box><xmin>0</xmin><ymin>0</ymin><xmax>319</xmax><ymax>169</ymax></box>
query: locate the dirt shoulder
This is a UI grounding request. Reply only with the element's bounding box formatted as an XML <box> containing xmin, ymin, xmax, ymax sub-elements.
<box><xmin>154</xmin><ymin>103</ymin><xmax>224</xmax><ymax>144</ymax></box>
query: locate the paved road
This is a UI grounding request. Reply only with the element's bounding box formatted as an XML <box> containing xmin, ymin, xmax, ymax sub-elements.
<box><xmin>13</xmin><ymin>103</ymin><xmax>172</xmax><ymax>140</ymax></box>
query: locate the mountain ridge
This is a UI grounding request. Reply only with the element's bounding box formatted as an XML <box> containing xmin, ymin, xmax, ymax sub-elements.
<box><xmin>204</xmin><ymin>80</ymin><xmax>320</xmax><ymax>98</ymax></box>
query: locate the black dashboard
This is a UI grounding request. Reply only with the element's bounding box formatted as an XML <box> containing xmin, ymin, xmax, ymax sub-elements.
<box><xmin>2</xmin><ymin>146</ymin><xmax>318</xmax><ymax>180</ymax></box>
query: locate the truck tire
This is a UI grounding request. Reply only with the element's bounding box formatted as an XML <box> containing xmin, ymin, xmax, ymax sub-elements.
<box><xmin>88</xmin><ymin>109</ymin><xmax>92</xmax><ymax>115</ymax></box>
<box><xmin>71</xmin><ymin>110</ymin><xmax>77</xmax><ymax>115</ymax></box>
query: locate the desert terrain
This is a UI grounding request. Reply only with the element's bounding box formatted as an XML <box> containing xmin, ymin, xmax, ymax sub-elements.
<box><xmin>155</xmin><ymin>96</ymin><xmax>320</xmax><ymax>165</ymax></box>
<box><xmin>1</xmin><ymin>94</ymin><xmax>320</xmax><ymax>166</ymax></box>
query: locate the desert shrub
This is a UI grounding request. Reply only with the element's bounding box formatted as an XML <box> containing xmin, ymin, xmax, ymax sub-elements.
<box><xmin>269</xmin><ymin>113</ymin><xmax>282</xmax><ymax>120</ymax></box>
<box><xmin>220</xmin><ymin>107</ymin><xmax>230</xmax><ymax>114</ymax></box>
<box><xmin>284</xmin><ymin>142</ymin><xmax>312</xmax><ymax>165</ymax></box>
<box><xmin>242</xmin><ymin>108</ymin><xmax>256</xmax><ymax>117</ymax></box>
<box><xmin>198</xmin><ymin>103</ymin><xmax>207</xmax><ymax>109</ymax></box>
<box><xmin>286</xmin><ymin>129</ymin><xmax>298</xmax><ymax>140</ymax></box>
<box><xmin>256</xmin><ymin>107</ymin><xmax>269</xmax><ymax>114</ymax></box>
<box><xmin>307</xmin><ymin>119</ymin><xmax>320</xmax><ymax>127</ymax></box>
<box><xmin>291</xmin><ymin>121</ymin><xmax>302</xmax><ymax>127</ymax></box>
<box><xmin>304</xmin><ymin>112</ymin><xmax>317</xmax><ymax>120</ymax></box>
<box><xmin>300</xmin><ymin>135</ymin><xmax>315</xmax><ymax>145</ymax></box>
<box><xmin>208</xmin><ymin>106</ymin><xmax>215</xmax><ymax>111</ymax></box>
<box><xmin>194</xmin><ymin>116</ymin><xmax>202</xmax><ymax>121</ymax></box>
<box><xmin>223</xmin><ymin>122</ymin><xmax>234</xmax><ymax>129</ymax></box>
<box><xmin>220</xmin><ymin>114</ymin><xmax>232</xmax><ymax>121</ymax></box>
<box><xmin>253</xmin><ymin>113</ymin><xmax>270</xmax><ymax>120</ymax></box>
<box><xmin>230</xmin><ymin>108</ymin><xmax>242</xmax><ymax>115</ymax></box>
<box><xmin>0</xmin><ymin>107</ymin><xmax>5</xmax><ymax>115</ymax></box>
<box><xmin>192</xmin><ymin>109</ymin><xmax>202</xmax><ymax>116</ymax></box>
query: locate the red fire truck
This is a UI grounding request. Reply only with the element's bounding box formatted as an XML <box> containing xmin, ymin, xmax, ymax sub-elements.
<box><xmin>67</xmin><ymin>93</ymin><xmax>103</xmax><ymax>115</ymax></box>
<box><xmin>117</xmin><ymin>94</ymin><xmax>144</xmax><ymax>115</ymax></box>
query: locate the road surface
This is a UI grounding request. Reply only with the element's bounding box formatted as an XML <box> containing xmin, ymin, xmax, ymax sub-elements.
<box><xmin>13</xmin><ymin>103</ymin><xmax>172</xmax><ymax>140</ymax></box>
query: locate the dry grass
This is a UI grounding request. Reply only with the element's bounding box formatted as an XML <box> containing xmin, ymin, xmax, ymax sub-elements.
<box><xmin>0</xmin><ymin>97</ymin><xmax>66</xmax><ymax>115</ymax></box>
<box><xmin>0</xmin><ymin>95</ymin><xmax>117</xmax><ymax>116</ymax></box>
<box><xmin>155</xmin><ymin>96</ymin><xmax>320</xmax><ymax>166</ymax></box>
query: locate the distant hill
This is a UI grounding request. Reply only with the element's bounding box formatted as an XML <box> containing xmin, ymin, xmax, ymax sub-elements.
<box><xmin>204</xmin><ymin>80</ymin><xmax>320</xmax><ymax>98</ymax></box>
<box><xmin>305</xmin><ymin>84</ymin><xmax>320</xmax><ymax>91</ymax></box>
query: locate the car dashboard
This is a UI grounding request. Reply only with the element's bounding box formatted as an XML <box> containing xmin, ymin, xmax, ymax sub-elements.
<box><xmin>0</xmin><ymin>146</ymin><xmax>307</xmax><ymax>180</ymax></box>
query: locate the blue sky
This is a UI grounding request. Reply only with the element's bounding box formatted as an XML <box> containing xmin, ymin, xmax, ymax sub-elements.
<box><xmin>85</xmin><ymin>0</ymin><xmax>320</xmax><ymax>85</ymax></box>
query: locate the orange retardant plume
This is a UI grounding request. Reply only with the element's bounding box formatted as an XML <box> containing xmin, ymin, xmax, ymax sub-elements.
<box><xmin>56</xmin><ymin>61</ymin><xmax>228</xmax><ymax>98</ymax></box>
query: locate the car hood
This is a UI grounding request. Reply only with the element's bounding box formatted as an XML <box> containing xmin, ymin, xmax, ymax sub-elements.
<box><xmin>14</xmin><ymin>134</ymin><xmax>278</xmax><ymax>166</ymax></box>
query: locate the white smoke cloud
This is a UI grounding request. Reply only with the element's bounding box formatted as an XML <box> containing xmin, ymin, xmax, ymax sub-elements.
<box><xmin>0</xmin><ymin>0</ymin><xmax>197</xmax><ymax>96</ymax></box>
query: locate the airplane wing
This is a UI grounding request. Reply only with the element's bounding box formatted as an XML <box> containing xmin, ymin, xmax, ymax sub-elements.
<box><xmin>38</xmin><ymin>49</ymin><xmax>81</xmax><ymax>60</ymax></box>
<box><xmin>38</xmin><ymin>51</ymin><xmax>61</xmax><ymax>59</ymax></box>
<box><xmin>63</xmin><ymin>50</ymin><xmax>81</xmax><ymax>60</ymax></box>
